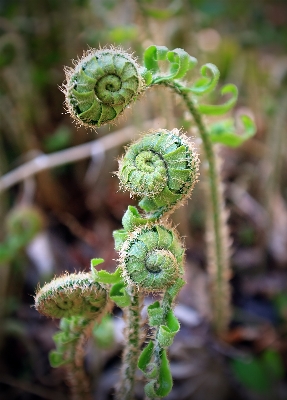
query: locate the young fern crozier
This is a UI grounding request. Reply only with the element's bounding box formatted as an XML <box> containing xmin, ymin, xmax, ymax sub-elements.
<box><xmin>34</xmin><ymin>44</ymin><xmax>255</xmax><ymax>400</ymax></box>
<box><xmin>111</xmin><ymin>128</ymin><xmax>199</xmax><ymax>399</ymax></box>
<box><xmin>63</xmin><ymin>45</ymin><xmax>255</xmax><ymax>335</ymax></box>
<box><xmin>35</xmin><ymin>271</ymin><xmax>111</xmax><ymax>400</ymax></box>
<box><xmin>63</xmin><ymin>48</ymin><xmax>144</xmax><ymax>128</ymax></box>
<box><xmin>118</xmin><ymin>129</ymin><xmax>199</xmax><ymax>219</ymax></box>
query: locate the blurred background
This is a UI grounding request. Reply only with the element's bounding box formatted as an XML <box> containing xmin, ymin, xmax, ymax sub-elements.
<box><xmin>0</xmin><ymin>0</ymin><xmax>287</xmax><ymax>399</ymax></box>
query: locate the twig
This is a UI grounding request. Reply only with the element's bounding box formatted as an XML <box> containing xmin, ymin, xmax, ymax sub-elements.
<box><xmin>0</xmin><ymin>119</ymin><xmax>163</xmax><ymax>194</ymax></box>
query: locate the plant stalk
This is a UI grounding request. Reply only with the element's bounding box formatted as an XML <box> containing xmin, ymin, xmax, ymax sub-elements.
<box><xmin>65</xmin><ymin>318</ymin><xmax>93</xmax><ymax>400</ymax></box>
<box><xmin>153</xmin><ymin>81</ymin><xmax>231</xmax><ymax>333</ymax></box>
<box><xmin>117</xmin><ymin>287</ymin><xmax>143</xmax><ymax>400</ymax></box>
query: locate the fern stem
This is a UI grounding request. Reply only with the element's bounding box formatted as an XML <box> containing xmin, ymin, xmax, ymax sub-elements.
<box><xmin>154</xmin><ymin>81</ymin><xmax>231</xmax><ymax>333</ymax></box>
<box><xmin>117</xmin><ymin>287</ymin><xmax>143</xmax><ymax>400</ymax></box>
<box><xmin>65</xmin><ymin>318</ymin><xmax>93</xmax><ymax>400</ymax></box>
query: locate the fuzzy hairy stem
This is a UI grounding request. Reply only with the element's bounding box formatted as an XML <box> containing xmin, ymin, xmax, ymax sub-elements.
<box><xmin>65</xmin><ymin>318</ymin><xmax>93</xmax><ymax>400</ymax></box>
<box><xmin>117</xmin><ymin>287</ymin><xmax>144</xmax><ymax>400</ymax></box>
<box><xmin>152</xmin><ymin>290</ymin><xmax>173</xmax><ymax>399</ymax></box>
<box><xmin>154</xmin><ymin>80</ymin><xmax>231</xmax><ymax>333</ymax></box>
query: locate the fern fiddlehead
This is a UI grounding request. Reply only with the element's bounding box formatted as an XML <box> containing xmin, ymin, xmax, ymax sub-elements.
<box><xmin>119</xmin><ymin>224</ymin><xmax>184</xmax><ymax>292</ymax></box>
<box><xmin>33</xmin><ymin>44</ymin><xmax>256</xmax><ymax>400</ymax></box>
<box><xmin>35</xmin><ymin>269</ymin><xmax>111</xmax><ymax>400</ymax></box>
<box><xmin>118</xmin><ymin>128</ymin><xmax>199</xmax><ymax>219</ymax></box>
<box><xmin>108</xmin><ymin>128</ymin><xmax>199</xmax><ymax>399</ymax></box>
<box><xmin>63</xmin><ymin>48</ymin><xmax>144</xmax><ymax>128</ymax></box>
<box><xmin>35</xmin><ymin>272</ymin><xmax>109</xmax><ymax>319</ymax></box>
<box><xmin>140</xmin><ymin>45</ymin><xmax>256</xmax><ymax>335</ymax></box>
<box><xmin>62</xmin><ymin>45</ymin><xmax>256</xmax><ymax>335</ymax></box>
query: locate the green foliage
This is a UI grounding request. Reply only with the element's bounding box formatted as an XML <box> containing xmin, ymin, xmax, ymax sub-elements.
<box><xmin>119</xmin><ymin>224</ymin><xmax>184</xmax><ymax>292</ymax></box>
<box><xmin>231</xmin><ymin>349</ymin><xmax>284</xmax><ymax>395</ymax></box>
<box><xmin>142</xmin><ymin>44</ymin><xmax>255</xmax><ymax>148</ymax></box>
<box><xmin>92</xmin><ymin>315</ymin><xmax>115</xmax><ymax>349</ymax></box>
<box><xmin>0</xmin><ymin>206</ymin><xmax>44</xmax><ymax>264</ymax></box>
<box><xmin>43</xmin><ymin>125</ymin><xmax>72</xmax><ymax>153</ymax></box>
<box><xmin>208</xmin><ymin>115</ymin><xmax>256</xmax><ymax>147</ymax></box>
<box><xmin>111</xmin><ymin>123</ymin><xmax>196</xmax><ymax>397</ymax></box>
<box><xmin>143</xmin><ymin>45</ymin><xmax>197</xmax><ymax>83</ymax></box>
<box><xmin>198</xmin><ymin>84</ymin><xmax>238</xmax><ymax>115</ymax></box>
<box><xmin>34</xmin><ymin>40</ymin><xmax>258</xmax><ymax>399</ymax></box>
<box><xmin>144</xmin><ymin>350</ymin><xmax>173</xmax><ymax>398</ymax></box>
<box><xmin>109</xmin><ymin>281</ymin><xmax>131</xmax><ymax>307</ymax></box>
<box><xmin>49</xmin><ymin>316</ymin><xmax>91</xmax><ymax>368</ymax></box>
<box><xmin>108</xmin><ymin>25</ymin><xmax>138</xmax><ymax>44</ymax></box>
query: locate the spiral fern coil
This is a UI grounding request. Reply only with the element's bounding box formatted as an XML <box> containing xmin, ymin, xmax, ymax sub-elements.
<box><xmin>118</xmin><ymin>129</ymin><xmax>199</xmax><ymax>217</ymax></box>
<box><xmin>35</xmin><ymin>273</ymin><xmax>109</xmax><ymax>319</ymax></box>
<box><xmin>119</xmin><ymin>224</ymin><xmax>184</xmax><ymax>292</ymax></box>
<box><xmin>64</xmin><ymin>48</ymin><xmax>144</xmax><ymax>128</ymax></box>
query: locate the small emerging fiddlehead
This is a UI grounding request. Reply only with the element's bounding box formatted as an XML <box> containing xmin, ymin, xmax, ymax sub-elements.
<box><xmin>119</xmin><ymin>224</ymin><xmax>184</xmax><ymax>292</ymax></box>
<box><xmin>35</xmin><ymin>272</ymin><xmax>109</xmax><ymax>319</ymax></box>
<box><xmin>35</xmin><ymin>270</ymin><xmax>111</xmax><ymax>400</ymax></box>
<box><xmin>63</xmin><ymin>47</ymin><xmax>144</xmax><ymax>128</ymax></box>
<box><xmin>118</xmin><ymin>128</ymin><xmax>199</xmax><ymax>218</ymax></box>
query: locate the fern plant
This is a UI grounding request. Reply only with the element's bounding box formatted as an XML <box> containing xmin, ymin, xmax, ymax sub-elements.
<box><xmin>35</xmin><ymin>45</ymin><xmax>255</xmax><ymax>399</ymax></box>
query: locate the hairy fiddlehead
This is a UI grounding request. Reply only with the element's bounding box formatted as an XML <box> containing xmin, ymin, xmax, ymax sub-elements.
<box><xmin>106</xmin><ymin>127</ymin><xmax>198</xmax><ymax>399</ymax></box>
<box><xmin>118</xmin><ymin>128</ymin><xmax>199</xmax><ymax>219</ymax></box>
<box><xmin>46</xmin><ymin>44</ymin><xmax>256</xmax><ymax>400</ymax></box>
<box><xmin>35</xmin><ymin>272</ymin><xmax>108</xmax><ymax>319</ymax></box>
<box><xmin>63</xmin><ymin>45</ymin><xmax>255</xmax><ymax>334</ymax></box>
<box><xmin>63</xmin><ymin>48</ymin><xmax>144</xmax><ymax>128</ymax></box>
<box><xmin>35</xmin><ymin>269</ymin><xmax>111</xmax><ymax>400</ymax></box>
<box><xmin>140</xmin><ymin>45</ymin><xmax>256</xmax><ymax>334</ymax></box>
<box><xmin>119</xmin><ymin>224</ymin><xmax>184</xmax><ymax>292</ymax></box>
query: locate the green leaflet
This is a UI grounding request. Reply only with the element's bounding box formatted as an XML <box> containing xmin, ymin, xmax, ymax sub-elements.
<box><xmin>157</xmin><ymin>310</ymin><xmax>180</xmax><ymax>348</ymax></box>
<box><xmin>113</xmin><ymin>229</ymin><xmax>129</xmax><ymax>251</ymax></box>
<box><xmin>140</xmin><ymin>66</ymin><xmax>153</xmax><ymax>85</ymax></box>
<box><xmin>198</xmin><ymin>83</ymin><xmax>238</xmax><ymax>115</ymax></box>
<box><xmin>138</xmin><ymin>341</ymin><xmax>154</xmax><ymax>373</ymax></box>
<box><xmin>186</xmin><ymin>63</ymin><xmax>220</xmax><ymax>95</ymax></box>
<box><xmin>49</xmin><ymin>350</ymin><xmax>67</xmax><ymax>368</ymax></box>
<box><xmin>90</xmin><ymin>258</ymin><xmax>105</xmax><ymax>268</ymax></box>
<box><xmin>147</xmin><ymin>301</ymin><xmax>164</xmax><ymax>326</ymax></box>
<box><xmin>138</xmin><ymin>342</ymin><xmax>173</xmax><ymax>397</ymax></box>
<box><xmin>143</xmin><ymin>45</ymin><xmax>197</xmax><ymax>83</ymax></box>
<box><xmin>144</xmin><ymin>350</ymin><xmax>173</xmax><ymax>398</ymax></box>
<box><xmin>122</xmin><ymin>205</ymin><xmax>156</xmax><ymax>231</ymax></box>
<box><xmin>91</xmin><ymin>265</ymin><xmax>122</xmax><ymax>284</ymax></box>
<box><xmin>143</xmin><ymin>45</ymin><xmax>169</xmax><ymax>73</ymax></box>
<box><xmin>143</xmin><ymin>45</ymin><xmax>220</xmax><ymax>97</ymax></box>
<box><xmin>208</xmin><ymin>115</ymin><xmax>256</xmax><ymax>147</ymax></box>
<box><xmin>166</xmin><ymin>278</ymin><xmax>186</xmax><ymax>298</ymax></box>
<box><xmin>166</xmin><ymin>48</ymin><xmax>198</xmax><ymax>80</ymax></box>
<box><xmin>109</xmin><ymin>281</ymin><xmax>131</xmax><ymax>307</ymax></box>
<box><xmin>49</xmin><ymin>316</ymin><xmax>91</xmax><ymax>369</ymax></box>
<box><xmin>147</xmin><ymin>302</ymin><xmax>180</xmax><ymax>348</ymax></box>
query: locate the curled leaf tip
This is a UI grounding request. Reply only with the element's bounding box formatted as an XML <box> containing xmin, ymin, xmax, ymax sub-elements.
<box><xmin>63</xmin><ymin>47</ymin><xmax>144</xmax><ymax>129</ymax></box>
<box><xmin>119</xmin><ymin>224</ymin><xmax>184</xmax><ymax>292</ymax></box>
<box><xmin>35</xmin><ymin>272</ymin><xmax>109</xmax><ymax>319</ymax></box>
<box><xmin>118</xmin><ymin>128</ymin><xmax>200</xmax><ymax>218</ymax></box>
